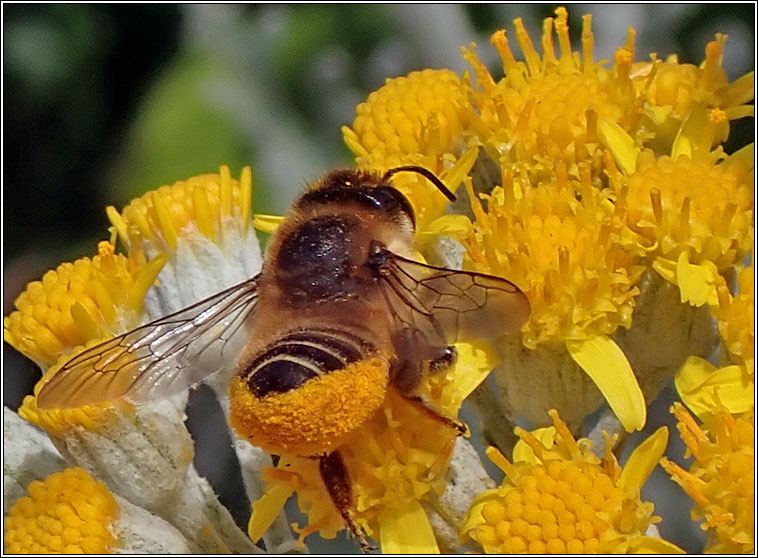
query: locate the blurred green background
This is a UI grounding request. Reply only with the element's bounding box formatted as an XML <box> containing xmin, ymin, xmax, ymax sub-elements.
<box><xmin>3</xmin><ymin>4</ymin><xmax>754</xmax><ymax>553</ymax></box>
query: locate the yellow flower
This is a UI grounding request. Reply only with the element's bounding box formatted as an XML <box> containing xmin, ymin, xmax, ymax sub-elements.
<box><xmin>661</xmin><ymin>403</ymin><xmax>754</xmax><ymax>554</ymax></box>
<box><xmin>3</xmin><ymin>241</ymin><xmax>164</xmax><ymax>370</ymax></box>
<box><xmin>248</xmin><ymin>342</ymin><xmax>499</xmax><ymax>553</ymax></box>
<box><xmin>462</xmin><ymin>8</ymin><xmax>644</xmax><ymax>181</ymax></box>
<box><xmin>712</xmin><ymin>263</ymin><xmax>754</xmax><ymax>375</ymax></box>
<box><xmin>342</xmin><ymin>68</ymin><xmax>479</xmax><ymax>233</ymax></box>
<box><xmin>3</xmin><ymin>411</ymin><xmax>194</xmax><ymax>554</ymax></box>
<box><xmin>612</xmin><ymin>148</ymin><xmax>753</xmax><ymax>294</ymax></box>
<box><xmin>439</xmin><ymin>163</ymin><xmax>648</xmax><ymax>432</ymax></box>
<box><xmin>674</xmin><ymin>261</ymin><xmax>754</xmax><ymax>419</ymax></box>
<box><xmin>461</xmin><ymin>410</ymin><xmax>682</xmax><ymax>554</ymax></box>
<box><xmin>4</xmin><ymin>166</ymin><xmax>265</xmax><ymax>554</ymax></box>
<box><xmin>633</xmin><ymin>34</ymin><xmax>755</xmax><ymax>155</ymax></box>
<box><xmin>4</xmin><ymin>467</ymin><xmax>119</xmax><ymax>554</ymax></box>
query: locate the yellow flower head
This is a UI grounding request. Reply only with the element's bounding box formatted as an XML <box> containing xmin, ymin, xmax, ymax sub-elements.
<box><xmin>457</xmin><ymin>166</ymin><xmax>645</xmax><ymax>349</ymax></box>
<box><xmin>4</xmin><ymin>241</ymin><xmax>159</xmax><ymax>435</ymax></box>
<box><xmin>462</xmin><ymin>8</ymin><xmax>642</xmax><ymax>183</ymax></box>
<box><xmin>4</xmin><ymin>467</ymin><xmax>119</xmax><ymax>554</ymax></box>
<box><xmin>3</xmin><ymin>241</ymin><xmax>164</xmax><ymax>369</ymax></box>
<box><xmin>713</xmin><ymin>263</ymin><xmax>754</xmax><ymax>374</ymax></box>
<box><xmin>439</xmin><ymin>162</ymin><xmax>648</xmax><ymax>432</ymax></box>
<box><xmin>7</xmin><ymin>166</ymin><xmax>260</xmax><ymax>436</ymax></box>
<box><xmin>248</xmin><ymin>342</ymin><xmax>498</xmax><ymax>552</ymax></box>
<box><xmin>661</xmin><ymin>402</ymin><xmax>754</xmax><ymax>554</ymax></box>
<box><xmin>346</xmin><ymin>68</ymin><xmax>470</xmax><ymax>163</ymax></box>
<box><xmin>5</xmin><ymin>166</ymin><xmax>264</xmax><ymax>554</ymax></box>
<box><xmin>461</xmin><ymin>410</ymin><xmax>682</xmax><ymax>554</ymax></box>
<box><xmin>108</xmin><ymin>165</ymin><xmax>253</xmax><ymax>259</ymax></box>
<box><xmin>617</xmin><ymin>149</ymin><xmax>754</xmax><ymax>276</ymax></box>
<box><xmin>635</xmin><ymin>34</ymin><xmax>755</xmax><ymax>154</ymax></box>
<box><xmin>342</xmin><ymin>68</ymin><xmax>478</xmax><ymax>231</ymax></box>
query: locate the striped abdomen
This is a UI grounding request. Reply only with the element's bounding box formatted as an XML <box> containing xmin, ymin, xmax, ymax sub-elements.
<box><xmin>244</xmin><ymin>328</ymin><xmax>375</xmax><ymax>397</ymax></box>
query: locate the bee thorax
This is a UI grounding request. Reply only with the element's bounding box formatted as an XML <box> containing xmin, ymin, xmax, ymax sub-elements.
<box><xmin>275</xmin><ymin>215</ymin><xmax>362</xmax><ymax>301</ymax></box>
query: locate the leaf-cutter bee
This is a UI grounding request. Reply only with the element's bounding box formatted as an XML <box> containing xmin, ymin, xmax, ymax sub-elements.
<box><xmin>36</xmin><ymin>166</ymin><xmax>530</xmax><ymax>551</ymax></box>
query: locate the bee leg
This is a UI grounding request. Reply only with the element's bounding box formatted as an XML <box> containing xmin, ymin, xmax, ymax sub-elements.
<box><xmin>319</xmin><ymin>451</ymin><xmax>376</xmax><ymax>553</ymax></box>
<box><xmin>427</xmin><ymin>345</ymin><xmax>457</xmax><ymax>373</ymax></box>
<box><xmin>389</xmin><ymin>356</ymin><xmax>423</xmax><ymax>393</ymax></box>
<box><xmin>396</xmin><ymin>392</ymin><xmax>469</xmax><ymax>437</ymax></box>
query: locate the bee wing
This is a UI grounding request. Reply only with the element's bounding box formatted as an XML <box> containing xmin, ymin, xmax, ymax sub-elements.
<box><xmin>373</xmin><ymin>247</ymin><xmax>530</xmax><ymax>350</ymax></box>
<box><xmin>36</xmin><ymin>276</ymin><xmax>260</xmax><ymax>410</ymax></box>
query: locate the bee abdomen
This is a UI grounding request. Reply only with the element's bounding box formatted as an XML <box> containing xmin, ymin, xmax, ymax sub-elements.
<box><xmin>246</xmin><ymin>328</ymin><xmax>373</xmax><ymax>397</ymax></box>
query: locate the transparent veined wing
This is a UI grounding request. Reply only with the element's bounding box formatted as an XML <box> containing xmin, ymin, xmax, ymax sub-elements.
<box><xmin>368</xmin><ymin>243</ymin><xmax>529</xmax><ymax>354</ymax></box>
<box><xmin>36</xmin><ymin>276</ymin><xmax>260</xmax><ymax>409</ymax></box>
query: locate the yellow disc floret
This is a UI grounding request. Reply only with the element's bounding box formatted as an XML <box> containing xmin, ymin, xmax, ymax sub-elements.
<box><xmin>462</xmin><ymin>410</ymin><xmax>681</xmax><ymax>554</ymax></box>
<box><xmin>4</xmin><ymin>467</ymin><xmax>119</xmax><ymax>554</ymax></box>
<box><xmin>3</xmin><ymin>242</ymin><xmax>163</xmax><ymax>368</ymax></box>
<box><xmin>462</xmin><ymin>8</ymin><xmax>642</xmax><ymax>185</ymax></box>
<box><xmin>229</xmin><ymin>356</ymin><xmax>389</xmax><ymax>457</ymax></box>
<box><xmin>108</xmin><ymin>165</ymin><xmax>253</xmax><ymax>259</ymax></box>
<box><xmin>619</xmin><ymin>150</ymin><xmax>753</xmax><ymax>271</ymax></box>
<box><xmin>662</xmin><ymin>403</ymin><xmax>754</xmax><ymax>554</ymax></box>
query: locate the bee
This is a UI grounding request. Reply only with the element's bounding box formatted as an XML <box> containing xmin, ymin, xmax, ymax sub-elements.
<box><xmin>36</xmin><ymin>166</ymin><xmax>530</xmax><ymax>551</ymax></box>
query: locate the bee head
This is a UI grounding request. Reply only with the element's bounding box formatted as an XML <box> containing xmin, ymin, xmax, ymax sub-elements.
<box><xmin>297</xmin><ymin>166</ymin><xmax>455</xmax><ymax>230</ymax></box>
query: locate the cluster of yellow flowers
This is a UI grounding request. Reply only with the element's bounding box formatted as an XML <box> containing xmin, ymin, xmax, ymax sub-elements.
<box><xmin>3</xmin><ymin>7</ymin><xmax>753</xmax><ymax>555</ymax></box>
<box><xmin>339</xmin><ymin>6</ymin><xmax>753</xmax><ymax>553</ymax></box>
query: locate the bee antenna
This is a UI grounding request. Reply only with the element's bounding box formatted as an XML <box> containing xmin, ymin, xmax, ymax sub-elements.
<box><xmin>382</xmin><ymin>166</ymin><xmax>457</xmax><ymax>202</ymax></box>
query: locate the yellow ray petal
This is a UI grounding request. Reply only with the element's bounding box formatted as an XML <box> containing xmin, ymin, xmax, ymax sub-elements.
<box><xmin>619</xmin><ymin>426</ymin><xmax>668</xmax><ymax>494</ymax></box>
<box><xmin>628</xmin><ymin>535</ymin><xmax>686</xmax><ymax>554</ymax></box>
<box><xmin>453</xmin><ymin>340</ymin><xmax>500</xmax><ymax>400</ymax></box>
<box><xmin>512</xmin><ymin>426</ymin><xmax>556</xmax><ymax>464</ymax></box>
<box><xmin>379</xmin><ymin>499</ymin><xmax>440</xmax><ymax>554</ymax></box>
<box><xmin>675</xmin><ymin>356</ymin><xmax>754</xmax><ymax>418</ymax></box>
<box><xmin>675</xmin><ymin>252</ymin><xmax>719</xmax><ymax>307</ymax></box>
<box><xmin>566</xmin><ymin>335</ymin><xmax>646</xmax><ymax>432</ymax></box>
<box><xmin>423</xmin><ymin>214</ymin><xmax>474</xmax><ymax>237</ymax></box>
<box><xmin>598</xmin><ymin>118</ymin><xmax>639</xmax><ymax>175</ymax></box>
<box><xmin>253</xmin><ymin>214</ymin><xmax>285</xmax><ymax>234</ymax></box>
<box><xmin>248</xmin><ymin>484</ymin><xmax>294</xmax><ymax>543</ymax></box>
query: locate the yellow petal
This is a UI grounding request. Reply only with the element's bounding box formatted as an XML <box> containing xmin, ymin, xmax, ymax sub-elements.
<box><xmin>719</xmin><ymin>71</ymin><xmax>755</xmax><ymax>107</ymax></box>
<box><xmin>442</xmin><ymin>147</ymin><xmax>479</xmax><ymax>194</ymax></box>
<box><xmin>342</xmin><ymin>125</ymin><xmax>369</xmax><ymax>158</ymax></box>
<box><xmin>722</xmin><ymin>142</ymin><xmax>754</xmax><ymax>173</ymax></box>
<box><xmin>627</xmin><ymin>536</ymin><xmax>686</xmax><ymax>554</ymax></box>
<box><xmin>675</xmin><ymin>356</ymin><xmax>754</xmax><ymax>418</ymax></box>
<box><xmin>652</xmin><ymin>256</ymin><xmax>677</xmax><ymax>284</ymax></box>
<box><xmin>379</xmin><ymin>499</ymin><xmax>440</xmax><ymax>554</ymax></box>
<box><xmin>725</xmin><ymin>105</ymin><xmax>755</xmax><ymax>120</ymax></box>
<box><xmin>619</xmin><ymin>426</ymin><xmax>668</xmax><ymax>494</ymax></box>
<box><xmin>566</xmin><ymin>335</ymin><xmax>646</xmax><ymax>432</ymax></box>
<box><xmin>643</xmin><ymin>104</ymin><xmax>673</xmax><ymax>126</ymax></box>
<box><xmin>598</xmin><ymin>118</ymin><xmax>639</xmax><ymax>175</ymax></box>
<box><xmin>460</xmin><ymin>489</ymin><xmax>502</xmax><ymax>537</ymax></box>
<box><xmin>253</xmin><ymin>214</ymin><xmax>285</xmax><ymax>234</ymax></box>
<box><xmin>675</xmin><ymin>252</ymin><xmax>719</xmax><ymax>307</ymax></box>
<box><xmin>512</xmin><ymin>426</ymin><xmax>556</xmax><ymax>464</ymax></box>
<box><xmin>453</xmin><ymin>340</ymin><xmax>500</xmax><ymax>400</ymax></box>
<box><xmin>247</xmin><ymin>484</ymin><xmax>294</xmax><ymax>543</ymax></box>
<box><xmin>423</xmin><ymin>214</ymin><xmax>474</xmax><ymax>237</ymax></box>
